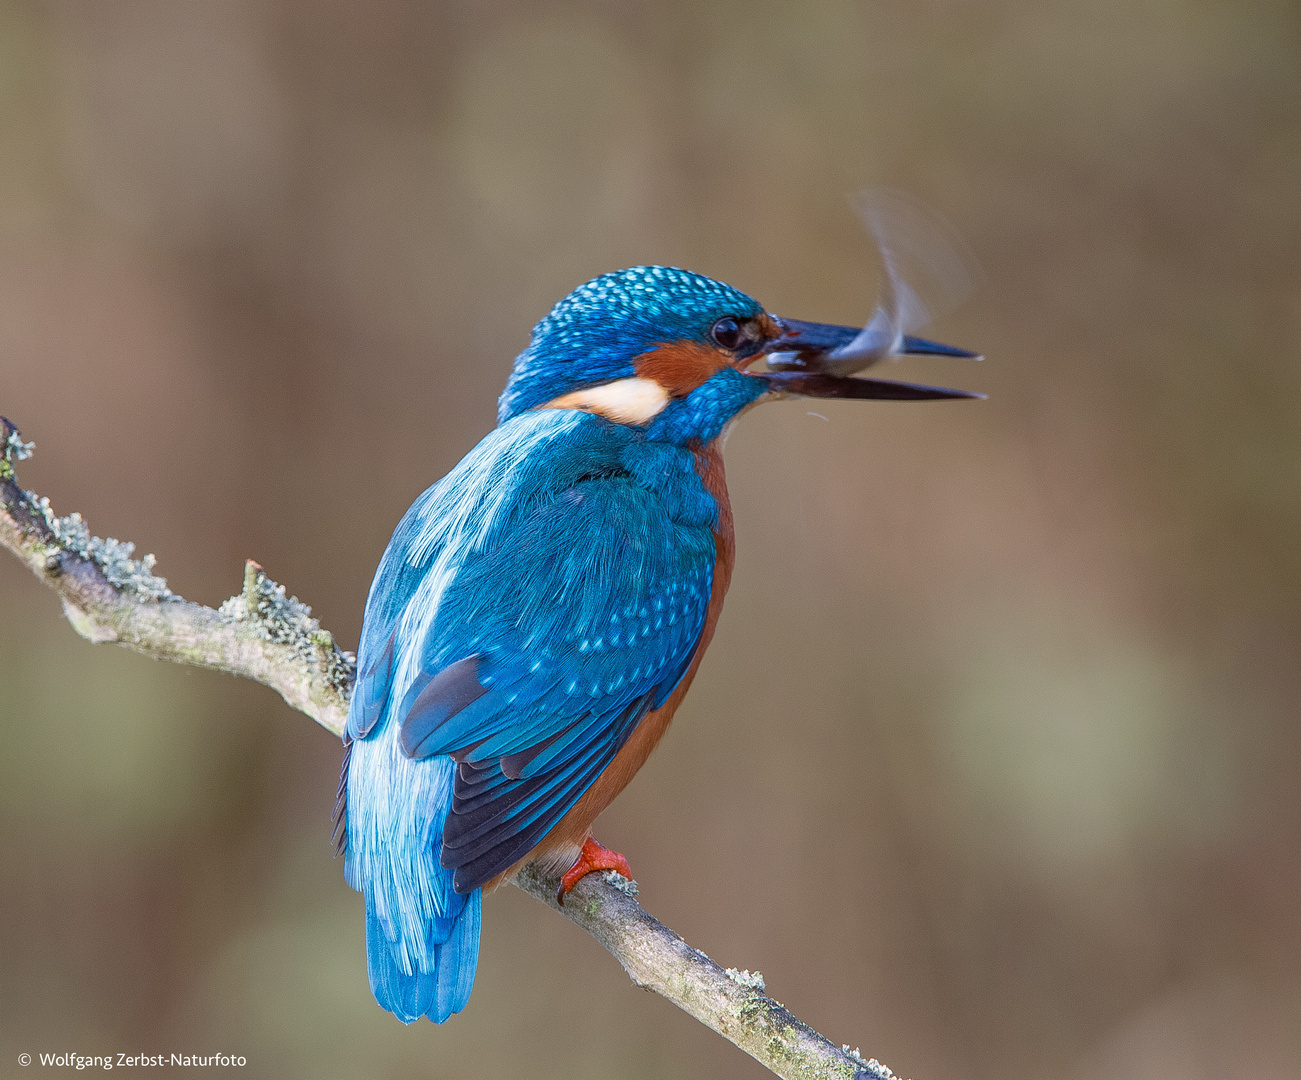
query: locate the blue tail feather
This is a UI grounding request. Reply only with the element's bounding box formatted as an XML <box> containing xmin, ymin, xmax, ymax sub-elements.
<box><xmin>365</xmin><ymin>888</ymin><xmax>481</xmax><ymax>1024</ymax></box>
<box><xmin>436</xmin><ymin>887</ymin><xmax>481</xmax><ymax>1021</ymax></box>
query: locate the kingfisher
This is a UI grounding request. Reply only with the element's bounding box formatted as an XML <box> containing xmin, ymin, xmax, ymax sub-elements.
<box><xmin>335</xmin><ymin>264</ymin><xmax>979</xmax><ymax>1024</ymax></box>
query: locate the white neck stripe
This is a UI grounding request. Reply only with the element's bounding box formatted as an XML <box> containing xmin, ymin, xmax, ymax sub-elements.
<box><xmin>540</xmin><ymin>377</ymin><xmax>670</xmax><ymax>425</ymax></box>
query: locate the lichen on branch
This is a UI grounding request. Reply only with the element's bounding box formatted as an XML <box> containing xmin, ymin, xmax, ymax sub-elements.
<box><xmin>2</xmin><ymin>416</ymin><xmax>171</xmax><ymax>598</ymax></box>
<box><xmin>218</xmin><ymin>560</ymin><xmax>356</xmax><ymax>697</ymax></box>
<box><xmin>0</xmin><ymin>416</ymin><xmax>353</xmax><ymax>734</ymax></box>
<box><xmin>2</xmin><ymin>422</ymin><xmax>34</xmax><ymax>474</ymax></box>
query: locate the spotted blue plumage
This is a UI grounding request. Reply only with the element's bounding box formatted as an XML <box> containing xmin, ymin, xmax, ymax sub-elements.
<box><xmin>342</xmin><ymin>265</ymin><xmax>771</xmax><ymax>1025</ymax></box>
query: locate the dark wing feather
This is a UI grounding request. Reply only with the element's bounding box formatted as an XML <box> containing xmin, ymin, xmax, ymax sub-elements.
<box><xmin>441</xmin><ymin>691</ymin><xmax>656</xmax><ymax>892</ymax></box>
<box><xmin>400</xmin><ymin>657</ymin><xmax>491</xmax><ymax>757</ymax></box>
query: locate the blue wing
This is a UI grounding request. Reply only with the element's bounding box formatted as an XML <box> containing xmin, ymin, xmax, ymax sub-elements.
<box><xmin>341</xmin><ymin>410</ymin><xmax>718</xmax><ymax>1022</ymax></box>
<box><xmin>401</xmin><ymin>459</ymin><xmax>718</xmax><ymax>892</ymax></box>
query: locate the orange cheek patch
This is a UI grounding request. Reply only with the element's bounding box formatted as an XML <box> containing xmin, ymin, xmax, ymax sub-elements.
<box><xmin>634</xmin><ymin>341</ymin><xmax>729</xmax><ymax>398</ymax></box>
<box><xmin>755</xmin><ymin>313</ymin><xmax>782</xmax><ymax>341</ymax></box>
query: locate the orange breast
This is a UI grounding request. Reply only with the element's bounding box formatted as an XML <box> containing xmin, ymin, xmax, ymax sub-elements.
<box><xmin>501</xmin><ymin>440</ymin><xmax>736</xmax><ymax>881</ymax></box>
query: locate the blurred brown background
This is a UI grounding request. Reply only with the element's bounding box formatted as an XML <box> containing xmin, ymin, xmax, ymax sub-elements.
<box><xmin>2</xmin><ymin>1</ymin><xmax>1300</xmax><ymax>1078</ymax></box>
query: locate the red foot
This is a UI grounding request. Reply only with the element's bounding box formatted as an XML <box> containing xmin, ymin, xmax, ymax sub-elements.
<box><xmin>557</xmin><ymin>838</ymin><xmax>632</xmax><ymax>905</ymax></box>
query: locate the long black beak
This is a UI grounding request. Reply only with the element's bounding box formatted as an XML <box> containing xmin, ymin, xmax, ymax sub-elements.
<box><xmin>760</xmin><ymin>318</ymin><xmax>982</xmax><ymax>400</ymax></box>
<box><xmin>761</xmin><ymin>371</ymin><xmax>983</xmax><ymax>401</ymax></box>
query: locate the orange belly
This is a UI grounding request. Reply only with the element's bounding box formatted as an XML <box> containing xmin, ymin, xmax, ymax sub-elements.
<box><xmin>497</xmin><ymin>440</ymin><xmax>736</xmax><ymax>883</ymax></box>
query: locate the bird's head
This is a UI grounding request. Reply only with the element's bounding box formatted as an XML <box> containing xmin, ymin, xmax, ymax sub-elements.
<box><xmin>498</xmin><ymin>265</ymin><xmax>979</xmax><ymax>446</ymax></box>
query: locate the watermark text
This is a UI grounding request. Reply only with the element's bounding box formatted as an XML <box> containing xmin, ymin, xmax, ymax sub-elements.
<box><xmin>20</xmin><ymin>1052</ymin><xmax>247</xmax><ymax>1069</ymax></box>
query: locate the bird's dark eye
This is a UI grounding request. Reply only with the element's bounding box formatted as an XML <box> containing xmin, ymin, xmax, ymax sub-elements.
<box><xmin>711</xmin><ymin>317</ymin><xmax>744</xmax><ymax>351</ymax></box>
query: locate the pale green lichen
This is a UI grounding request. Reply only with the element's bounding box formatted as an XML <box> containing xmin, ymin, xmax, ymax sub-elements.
<box><xmin>725</xmin><ymin>967</ymin><xmax>766</xmax><ymax>991</ymax></box>
<box><xmin>4</xmin><ymin>427</ymin><xmax>33</xmax><ymax>463</ymax></box>
<box><xmin>1</xmin><ymin>421</ymin><xmax>34</xmax><ymax>481</ymax></box>
<box><xmin>31</xmin><ymin>504</ymin><xmax>174</xmax><ymax>600</ymax></box>
<box><xmin>738</xmin><ymin>995</ymin><xmax>767</xmax><ymax>1022</ymax></box>
<box><xmin>843</xmin><ymin>1047</ymin><xmax>897</xmax><ymax>1080</ymax></box>
<box><xmin>2</xmin><ymin>422</ymin><xmax>173</xmax><ymax>599</ymax></box>
<box><xmin>600</xmin><ymin>869</ymin><xmax>639</xmax><ymax>896</ymax></box>
<box><xmin>219</xmin><ymin>563</ymin><xmax>356</xmax><ymax>694</ymax></box>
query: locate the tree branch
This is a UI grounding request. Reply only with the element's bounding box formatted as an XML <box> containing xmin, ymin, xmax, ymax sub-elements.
<box><xmin>1</xmin><ymin>416</ymin><xmax>904</xmax><ymax>1080</ymax></box>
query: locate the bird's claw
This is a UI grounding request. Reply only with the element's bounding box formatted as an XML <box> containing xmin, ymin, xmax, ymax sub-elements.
<box><xmin>557</xmin><ymin>837</ymin><xmax>632</xmax><ymax>906</ymax></box>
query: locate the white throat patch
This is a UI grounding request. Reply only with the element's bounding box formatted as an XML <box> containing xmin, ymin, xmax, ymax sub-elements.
<box><xmin>541</xmin><ymin>377</ymin><xmax>670</xmax><ymax>425</ymax></box>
